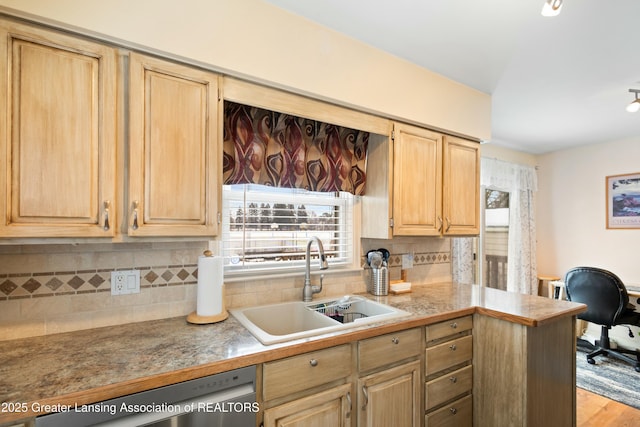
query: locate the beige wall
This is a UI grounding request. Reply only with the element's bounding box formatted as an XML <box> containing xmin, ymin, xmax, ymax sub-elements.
<box><xmin>536</xmin><ymin>136</ymin><xmax>640</xmax><ymax>285</ymax></box>
<box><xmin>480</xmin><ymin>144</ymin><xmax>538</xmax><ymax>167</ymax></box>
<box><xmin>0</xmin><ymin>0</ymin><xmax>490</xmax><ymax>141</ymax></box>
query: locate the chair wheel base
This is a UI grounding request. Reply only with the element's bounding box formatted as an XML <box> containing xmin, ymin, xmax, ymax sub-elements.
<box><xmin>587</xmin><ymin>358</ymin><xmax>596</xmax><ymax>365</ymax></box>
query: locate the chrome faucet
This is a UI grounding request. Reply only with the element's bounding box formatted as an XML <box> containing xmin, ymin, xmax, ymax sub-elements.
<box><xmin>303</xmin><ymin>236</ymin><xmax>329</xmax><ymax>302</ymax></box>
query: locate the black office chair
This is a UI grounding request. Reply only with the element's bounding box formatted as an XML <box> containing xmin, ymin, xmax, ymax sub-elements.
<box><xmin>565</xmin><ymin>266</ymin><xmax>640</xmax><ymax>372</ymax></box>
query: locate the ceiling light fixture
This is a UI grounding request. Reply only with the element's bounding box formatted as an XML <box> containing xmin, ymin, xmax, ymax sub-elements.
<box><xmin>627</xmin><ymin>89</ymin><xmax>640</xmax><ymax>113</ymax></box>
<box><xmin>541</xmin><ymin>0</ymin><xmax>563</xmax><ymax>17</ymax></box>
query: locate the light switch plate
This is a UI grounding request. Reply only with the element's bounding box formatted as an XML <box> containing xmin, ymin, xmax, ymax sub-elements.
<box><xmin>402</xmin><ymin>253</ymin><xmax>414</xmax><ymax>269</ymax></box>
<box><xmin>111</xmin><ymin>270</ymin><xmax>140</xmax><ymax>295</ymax></box>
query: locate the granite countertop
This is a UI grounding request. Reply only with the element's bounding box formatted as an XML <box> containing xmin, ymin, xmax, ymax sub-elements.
<box><xmin>0</xmin><ymin>282</ymin><xmax>585</xmax><ymax>424</ymax></box>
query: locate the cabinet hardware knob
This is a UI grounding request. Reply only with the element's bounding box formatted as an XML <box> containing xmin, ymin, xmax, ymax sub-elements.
<box><xmin>309</xmin><ymin>359</ymin><xmax>318</xmax><ymax>367</ymax></box>
<box><xmin>361</xmin><ymin>385</ymin><xmax>369</xmax><ymax>409</ymax></box>
<box><xmin>346</xmin><ymin>391</ymin><xmax>352</xmax><ymax>418</ymax></box>
<box><xmin>450</xmin><ymin>407</ymin><xmax>458</xmax><ymax>415</ymax></box>
<box><xmin>449</xmin><ymin>376</ymin><xmax>457</xmax><ymax>383</ymax></box>
<box><xmin>103</xmin><ymin>201</ymin><xmax>110</xmax><ymax>231</ymax></box>
<box><xmin>449</xmin><ymin>344</ymin><xmax>457</xmax><ymax>351</ymax></box>
<box><xmin>391</xmin><ymin>337</ymin><xmax>399</xmax><ymax>344</ymax></box>
<box><xmin>450</xmin><ymin>322</ymin><xmax>458</xmax><ymax>329</ymax></box>
<box><xmin>132</xmin><ymin>200</ymin><xmax>139</xmax><ymax>230</ymax></box>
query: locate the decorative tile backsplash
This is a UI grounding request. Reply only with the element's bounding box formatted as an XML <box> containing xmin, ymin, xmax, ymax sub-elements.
<box><xmin>1</xmin><ymin>250</ymin><xmax>449</xmax><ymax>301</ymax></box>
<box><xmin>0</xmin><ymin>238</ymin><xmax>452</xmax><ymax>341</ymax></box>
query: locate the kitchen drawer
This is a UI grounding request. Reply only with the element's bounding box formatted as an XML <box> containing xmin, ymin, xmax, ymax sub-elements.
<box><xmin>426</xmin><ymin>315</ymin><xmax>472</xmax><ymax>343</ymax></box>
<box><xmin>425</xmin><ymin>335</ymin><xmax>472</xmax><ymax>376</ymax></box>
<box><xmin>358</xmin><ymin>327</ymin><xmax>421</xmax><ymax>372</ymax></box>
<box><xmin>425</xmin><ymin>365</ymin><xmax>472</xmax><ymax>410</ymax></box>
<box><xmin>262</xmin><ymin>344</ymin><xmax>351</xmax><ymax>401</ymax></box>
<box><xmin>425</xmin><ymin>394</ymin><xmax>472</xmax><ymax>427</ymax></box>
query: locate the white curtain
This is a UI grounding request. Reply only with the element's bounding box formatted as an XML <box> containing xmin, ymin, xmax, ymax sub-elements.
<box><xmin>452</xmin><ymin>238</ymin><xmax>475</xmax><ymax>285</ymax></box>
<box><xmin>481</xmin><ymin>158</ymin><xmax>538</xmax><ymax>295</ymax></box>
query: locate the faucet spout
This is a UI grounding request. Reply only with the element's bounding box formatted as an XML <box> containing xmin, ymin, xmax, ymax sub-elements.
<box><xmin>303</xmin><ymin>236</ymin><xmax>329</xmax><ymax>302</ymax></box>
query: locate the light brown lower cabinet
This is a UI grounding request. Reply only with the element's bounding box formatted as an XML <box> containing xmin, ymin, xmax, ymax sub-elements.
<box><xmin>425</xmin><ymin>316</ymin><xmax>473</xmax><ymax>426</ymax></box>
<box><xmin>357</xmin><ymin>360</ymin><xmax>421</xmax><ymax>427</ymax></box>
<box><xmin>261</xmin><ymin>329</ymin><xmax>421</xmax><ymax>427</ymax></box>
<box><xmin>260</xmin><ymin>313</ymin><xmax>578</xmax><ymax>427</ymax></box>
<box><xmin>263</xmin><ymin>383</ymin><xmax>353</xmax><ymax>427</ymax></box>
<box><xmin>261</xmin><ymin>344</ymin><xmax>353</xmax><ymax>427</ymax></box>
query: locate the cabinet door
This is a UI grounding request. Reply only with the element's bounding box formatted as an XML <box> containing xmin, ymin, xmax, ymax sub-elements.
<box><xmin>392</xmin><ymin>123</ymin><xmax>442</xmax><ymax>236</ymax></box>
<box><xmin>442</xmin><ymin>136</ymin><xmax>479</xmax><ymax>235</ymax></box>
<box><xmin>128</xmin><ymin>53</ymin><xmax>220</xmax><ymax>236</ymax></box>
<box><xmin>358</xmin><ymin>360</ymin><xmax>421</xmax><ymax>427</ymax></box>
<box><xmin>0</xmin><ymin>21</ymin><xmax>117</xmax><ymax>237</ymax></box>
<box><xmin>263</xmin><ymin>383</ymin><xmax>353</xmax><ymax>427</ymax></box>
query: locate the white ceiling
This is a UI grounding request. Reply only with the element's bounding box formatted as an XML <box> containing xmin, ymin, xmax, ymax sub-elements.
<box><xmin>264</xmin><ymin>0</ymin><xmax>640</xmax><ymax>154</ymax></box>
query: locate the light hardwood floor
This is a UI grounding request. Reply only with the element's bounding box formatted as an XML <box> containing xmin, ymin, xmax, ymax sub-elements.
<box><xmin>577</xmin><ymin>387</ymin><xmax>640</xmax><ymax>427</ymax></box>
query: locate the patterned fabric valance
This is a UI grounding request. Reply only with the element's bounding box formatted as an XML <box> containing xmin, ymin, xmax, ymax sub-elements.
<box><xmin>222</xmin><ymin>101</ymin><xmax>369</xmax><ymax>195</ymax></box>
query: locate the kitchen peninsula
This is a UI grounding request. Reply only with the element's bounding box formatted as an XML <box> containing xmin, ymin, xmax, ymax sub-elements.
<box><xmin>0</xmin><ymin>283</ymin><xmax>585</xmax><ymax>427</ymax></box>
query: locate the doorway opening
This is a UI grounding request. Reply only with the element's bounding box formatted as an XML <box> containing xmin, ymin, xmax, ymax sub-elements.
<box><xmin>479</xmin><ymin>188</ymin><xmax>509</xmax><ymax>289</ymax></box>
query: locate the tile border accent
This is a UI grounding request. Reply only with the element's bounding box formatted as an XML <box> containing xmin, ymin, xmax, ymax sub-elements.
<box><xmin>2</xmin><ymin>250</ymin><xmax>450</xmax><ymax>301</ymax></box>
<box><xmin>0</xmin><ymin>264</ymin><xmax>198</xmax><ymax>301</ymax></box>
<box><xmin>361</xmin><ymin>251</ymin><xmax>450</xmax><ymax>268</ymax></box>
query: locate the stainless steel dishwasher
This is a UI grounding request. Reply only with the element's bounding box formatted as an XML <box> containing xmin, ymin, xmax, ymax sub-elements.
<box><xmin>35</xmin><ymin>365</ymin><xmax>256</xmax><ymax>427</ymax></box>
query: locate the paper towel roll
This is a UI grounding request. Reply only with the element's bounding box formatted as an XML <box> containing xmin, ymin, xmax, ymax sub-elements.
<box><xmin>196</xmin><ymin>254</ymin><xmax>224</xmax><ymax>316</ymax></box>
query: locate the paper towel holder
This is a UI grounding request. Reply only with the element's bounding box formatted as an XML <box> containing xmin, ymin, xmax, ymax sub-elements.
<box><xmin>187</xmin><ymin>250</ymin><xmax>229</xmax><ymax>325</ymax></box>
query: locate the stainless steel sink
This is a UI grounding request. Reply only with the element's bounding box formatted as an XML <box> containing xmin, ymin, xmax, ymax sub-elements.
<box><xmin>230</xmin><ymin>295</ymin><xmax>410</xmax><ymax>345</ymax></box>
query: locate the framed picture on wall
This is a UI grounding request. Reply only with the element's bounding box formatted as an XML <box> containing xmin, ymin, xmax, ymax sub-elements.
<box><xmin>606</xmin><ymin>172</ymin><xmax>640</xmax><ymax>229</ymax></box>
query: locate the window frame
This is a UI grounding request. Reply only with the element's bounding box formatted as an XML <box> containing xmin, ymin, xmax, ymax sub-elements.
<box><xmin>221</xmin><ymin>184</ymin><xmax>359</xmax><ymax>279</ymax></box>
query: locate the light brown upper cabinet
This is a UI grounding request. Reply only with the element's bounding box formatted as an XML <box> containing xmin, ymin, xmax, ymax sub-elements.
<box><xmin>362</xmin><ymin>123</ymin><xmax>479</xmax><ymax>238</ymax></box>
<box><xmin>441</xmin><ymin>134</ymin><xmax>480</xmax><ymax>236</ymax></box>
<box><xmin>0</xmin><ymin>20</ymin><xmax>117</xmax><ymax>238</ymax></box>
<box><xmin>127</xmin><ymin>53</ymin><xmax>220</xmax><ymax>237</ymax></box>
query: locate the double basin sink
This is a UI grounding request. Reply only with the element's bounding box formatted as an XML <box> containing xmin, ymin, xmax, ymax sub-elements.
<box><xmin>231</xmin><ymin>295</ymin><xmax>411</xmax><ymax>345</ymax></box>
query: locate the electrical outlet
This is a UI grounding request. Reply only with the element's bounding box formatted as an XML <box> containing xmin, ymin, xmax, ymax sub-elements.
<box><xmin>111</xmin><ymin>270</ymin><xmax>140</xmax><ymax>295</ymax></box>
<box><xmin>402</xmin><ymin>253</ymin><xmax>414</xmax><ymax>269</ymax></box>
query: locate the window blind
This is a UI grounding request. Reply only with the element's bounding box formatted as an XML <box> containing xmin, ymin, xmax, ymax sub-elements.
<box><xmin>222</xmin><ymin>184</ymin><xmax>353</xmax><ymax>276</ymax></box>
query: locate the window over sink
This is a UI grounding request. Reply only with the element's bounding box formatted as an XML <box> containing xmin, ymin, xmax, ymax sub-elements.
<box><xmin>222</xmin><ymin>184</ymin><xmax>355</xmax><ymax>276</ymax></box>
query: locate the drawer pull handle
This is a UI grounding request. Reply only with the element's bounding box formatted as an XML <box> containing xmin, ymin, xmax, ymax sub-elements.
<box><xmin>450</xmin><ymin>322</ymin><xmax>458</xmax><ymax>329</ymax></box>
<box><xmin>391</xmin><ymin>337</ymin><xmax>399</xmax><ymax>344</ymax></box>
<box><xmin>346</xmin><ymin>391</ymin><xmax>352</xmax><ymax>418</ymax></box>
<box><xmin>309</xmin><ymin>359</ymin><xmax>318</xmax><ymax>367</ymax></box>
<box><xmin>450</xmin><ymin>407</ymin><xmax>458</xmax><ymax>415</ymax></box>
<box><xmin>449</xmin><ymin>376</ymin><xmax>457</xmax><ymax>383</ymax></box>
<box><xmin>450</xmin><ymin>344</ymin><xmax>457</xmax><ymax>351</ymax></box>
